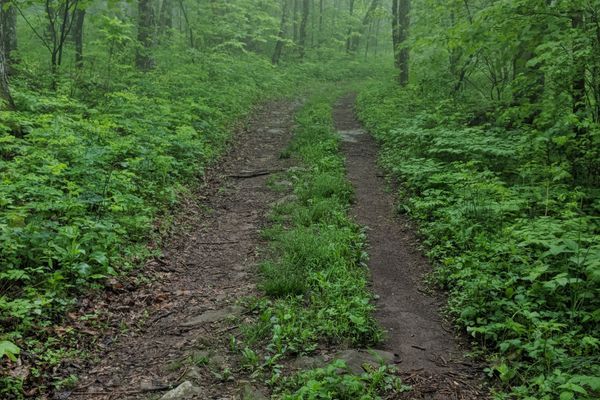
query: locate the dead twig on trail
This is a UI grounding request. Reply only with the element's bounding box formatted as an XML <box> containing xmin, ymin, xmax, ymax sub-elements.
<box><xmin>175</xmin><ymin>365</ymin><xmax>189</xmax><ymax>383</ymax></box>
<box><xmin>195</xmin><ymin>240</ymin><xmax>240</xmax><ymax>245</ymax></box>
<box><xmin>228</xmin><ymin>168</ymin><xmax>283</xmax><ymax>178</ymax></box>
<box><xmin>71</xmin><ymin>384</ymin><xmax>172</xmax><ymax>397</ymax></box>
<box><xmin>217</xmin><ymin>324</ymin><xmax>239</xmax><ymax>334</ymax></box>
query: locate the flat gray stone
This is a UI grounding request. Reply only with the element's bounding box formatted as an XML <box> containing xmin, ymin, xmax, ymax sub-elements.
<box><xmin>274</xmin><ymin>180</ymin><xmax>293</xmax><ymax>187</ymax></box>
<box><xmin>209</xmin><ymin>354</ymin><xmax>227</xmax><ymax>370</ymax></box>
<box><xmin>239</xmin><ymin>383</ymin><xmax>268</xmax><ymax>400</ymax></box>
<box><xmin>271</xmin><ymin>194</ymin><xmax>298</xmax><ymax>207</ymax></box>
<box><xmin>181</xmin><ymin>305</ymin><xmax>244</xmax><ymax>327</ymax></box>
<box><xmin>160</xmin><ymin>381</ymin><xmax>203</xmax><ymax>400</ymax></box>
<box><xmin>338</xmin><ymin>129</ymin><xmax>366</xmax><ymax>143</ymax></box>
<box><xmin>334</xmin><ymin>349</ymin><xmax>400</xmax><ymax>374</ymax></box>
<box><xmin>185</xmin><ymin>366</ymin><xmax>203</xmax><ymax>381</ymax></box>
<box><xmin>290</xmin><ymin>355</ymin><xmax>326</xmax><ymax>370</ymax></box>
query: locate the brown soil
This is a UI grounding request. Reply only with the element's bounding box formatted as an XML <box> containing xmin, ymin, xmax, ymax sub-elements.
<box><xmin>64</xmin><ymin>99</ymin><xmax>301</xmax><ymax>400</ymax></box>
<box><xmin>334</xmin><ymin>94</ymin><xmax>489</xmax><ymax>399</ymax></box>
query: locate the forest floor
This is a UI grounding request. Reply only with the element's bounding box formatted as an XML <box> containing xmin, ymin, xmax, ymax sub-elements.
<box><xmin>66</xmin><ymin>99</ymin><xmax>302</xmax><ymax>399</ymax></box>
<box><xmin>63</xmin><ymin>95</ymin><xmax>488</xmax><ymax>400</ymax></box>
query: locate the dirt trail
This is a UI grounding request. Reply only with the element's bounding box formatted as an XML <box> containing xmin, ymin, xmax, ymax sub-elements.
<box><xmin>69</xmin><ymin>99</ymin><xmax>300</xmax><ymax>400</ymax></box>
<box><xmin>334</xmin><ymin>94</ymin><xmax>487</xmax><ymax>399</ymax></box>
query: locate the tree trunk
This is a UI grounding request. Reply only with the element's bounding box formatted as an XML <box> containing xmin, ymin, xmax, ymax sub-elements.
<box><xmin>44</xmin><ymin>0</ymin><xmax>79</xmax><ymax>87</ymax></box>
<box><xmin>298</xmin><ymin>0</ymin><xmax>309</xmax><ymax>59</ymax></box>
<box><xmin>178</xmin><ymin>0</ymin><xmax>194</xmax><ymax>48</ymax></box>
<box><xmin>349</xmin><ymin>0</ymin><xmax>380</xmax><ymax>54</ymax></box>
<box><xmin>364</xmin><ymin>21</ymin><xmax>372</xmax><ymax>59</ymax></box>
<box><xmin>73</xmin><ymin>9</ymin><xmax>85</xmax><ymax>69</ymax></box>
<box><xmin>272</xmin><ymin>0</ymin><xmax>289</xmax><ymax>64</ymax></box>
<box><xmin>392</xmin><ymin>0</ymin><xmax>398</xmax><ymax>63</ymax></box>
<box><xmin>374</xmin><ymin>17</ymin><xmax>380</xmax><ymax>56</ymax></box>
<box><xmin>0</xmin><ymin>0</ymin><xmax>17</xmax><ymax>63</ymax></box>
<box><xmin>293</xmin><ymin>0</ymin><xmax>299</xmax><ymax>43</ymax></box>
<box><xmin>136</xmin><ymin>0</ymin><xmax>155</xmax><ymax>70</ymax></box>
<box><xmin>571</xmin><ymin>11</ymin><xmax>586</xmax><ymax>116</ymax></box>
<box><xmin>345</xmin><ymin>0</ymin><xmax>355</xmax><ymax>53</ymax></box>
<box><xmin>318</xmin><ymin>0</ymin><xmax>323</xmax><ymax>42</ymax></box>
<box><xmin>159</xmin><ymin>0</ymin><xmax>173</xmax><ymax>37</ymax></box>
<box><xmin>0</xmin><ymin>20</ymin><xmax>15</xmax><ymax>110</ymax></box>
<box><xmin>392</xmin><ymin>0</ymin><xmax>410</xmax><ymax>85</ymax></box>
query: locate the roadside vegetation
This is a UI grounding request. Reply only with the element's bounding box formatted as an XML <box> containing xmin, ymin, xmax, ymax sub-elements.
<box><xmin>0</xmin><ymin>52</ymin><xmax>297</xmax><ymax>397</ymax></box>
<box><xmin>354</xmin><ymin>0</ymin><xmax>600</xmax><ymax>398</ymax></box>
<box><xmin>357</xmin><ymin>71</ymin><xmax>600</xmax><ymax>400</ymax></box>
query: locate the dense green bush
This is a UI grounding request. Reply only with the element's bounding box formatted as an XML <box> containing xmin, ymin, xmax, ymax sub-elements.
<box><xmin>357</xmin><ymin>81</ymin><xmax>600</xmax><ymax>399</ymax></box>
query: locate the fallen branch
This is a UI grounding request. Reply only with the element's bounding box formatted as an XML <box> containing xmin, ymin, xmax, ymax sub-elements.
<box><xmin>217</xmin><ymin>324</ymin><xmax>239</xmax><ymax>334</ymax></box>
<box><xmin>71</xmin><ymin>384</ymin><xmax>172</xmax><ymax>396</ymax></box>
<box><xmin>196</xmin><ymin>241</ymin><xmax>239</xmax><ymax>245</ymax></box>
<box><xmin>228</xmin><ymin>169</ymin><xmax>283</xmax><ymax>178</ymax></box>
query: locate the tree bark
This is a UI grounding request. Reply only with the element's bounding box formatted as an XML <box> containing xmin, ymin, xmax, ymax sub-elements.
<box><xmin>73</xmin><ymin>9</ymin><xmax>85</xmax><ymax>69</ymax></box>
<box><xmin>159</xmin><ymin>0</ymin><xmax>173</xmax><ymax>37</ymax></box>
<box><xmin>348</xmin><ymin>0</ymin><xmax>380</xmax><ymax>54</ymax></box>
<box><xmin>43</xmin><ymin>0</ymin><xmax>79</xmax><ymax>87</ymax></box>
<box><xmin>345</xmin><ymin>0</ymin><xmax>355</xmax><ymax>53</ymax></box>
<box><xmin>272</xmin><ymin>0</ymin><xmax>289</xmax><ymax>64</ymax></box>
<box><xmin>293</xmin><ymin>0</ymin><xmax>299</xmax><ymax>43</ymax></box>
<box><xmin>571</xmin><ymin>11</ymin><xmax>586</xmax><ymax>116</ymax></box>
<box><xmin>0</xmin><ymin>0</ymin><xmax>17</xmax><ymax>63</ymax></box>
<box><xmin>178</xmin><ymin>0</ymin><xmax>194</xmax><ymax>48</ymax></box>
<box><xmin>0</xmin><ymin>18</ymin><xmax>15</xmax><ymax>110</ymax></box>
<box><xmin>136</xmin><ymin>0</ymin><xmax>155</xmax><ymax>70</ymax></box>
<box><xmin>318</xmin><ymin>0</ymin><xmax>323</xmax><ymax>41</ymax></box>
<box><xmin>298</xmin><ymin>0</ymin><xmax>309</xmax><ymax>59</ymax></box>
<box><xmin>392</xmin><ymin>0</ymin><xmax>410</xmax><ymax>85</ymax></box>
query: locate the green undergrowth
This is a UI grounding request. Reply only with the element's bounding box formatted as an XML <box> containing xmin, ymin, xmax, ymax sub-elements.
<box><xmin>240</xmin><ymin>90</ymin><xmax>405</xmax><ymax>399</ymax></box>
<box><xmin>356</xmin><ymin>81</ymin><xmax>600</xmax><ymax>399</ymax></box>
<box><xmin>0</xmin><ymin>55</ymin><xmax>390</xmax><ymax>397</ymax></box>
<box><xmin>0</xmin><ymin>53</ymin><xmax>302</xmax><ymax>396</ymax></box>
<box><xmin>278</xmin><ymin>359</ymin><xmax>408</xmax><ymax>400</ymax></box>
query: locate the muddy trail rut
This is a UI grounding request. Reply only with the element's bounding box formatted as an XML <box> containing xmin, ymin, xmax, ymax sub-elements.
<box><xmin>334</xmin><ymin>94</ymin><xmax>487</xmax><ymax>399</ymax></box>
<box><xmin>69</xmin><ymin>99</ymin><xmax>301</xmax><ymax>399</ymax></box>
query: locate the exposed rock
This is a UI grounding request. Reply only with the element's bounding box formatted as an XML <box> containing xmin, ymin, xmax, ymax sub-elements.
<box><xmin>139</xmin><ymin>380</ymin><xmax>167</xmax><ymax>391</ymax></box>
<box><xmin>239</xmin><ymin>383</ymin><xmax>268</xmax><ymax>400</ymax></box>
<box><xmin>209</xmin><ymin>354</ymin><xmax>228</xmax><ymax>370</ymax></box>
<box><xmin>180</xmin><ymin>305</ymin><xmax>244</xmax><ymax>327</ymax></box>
<box><xmin>271</xmin><ymin>194</ymin><xmax>298</xmax><ymax>207</ymax></box>
<box><xmin>337</xmin><ymin>128</ymin><xmax>366</xmax><ymax>143</ymax></box>
<box><xmin>160</xmin><ymin>381</ymin><xmax>203</xmax><ymax>400</ymax></box>
<box><xmin>290</xmin><ymin>355</ymin><xmax>326</xmax><ymax>370</ymax></box>
<box><xmin>274</xmin><ymin>180</ymin><xmax>293</xmax><ymax>187</ymax></box>
<box><xmin>184</xmin><ymin>366</ymin><xmax>203</xmax><ymax>381</ymax></box>
<box><xmin>288</xmin><ymin>350</ymin><xmax>399</xmax><ymax>374</ymax></box>
<box><xmin>334</xmin><ymin>349</ymin><xmax>400</xmax><ymax>374</ymax></box>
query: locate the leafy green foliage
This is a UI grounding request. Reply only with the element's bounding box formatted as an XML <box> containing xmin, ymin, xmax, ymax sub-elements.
<box><xmin>357</xmin><ymin>81</ymin><xmax>600</xmax><ymax>400</ymax></box>
<box><xmin>279</xmin><ymin>359</ymin><xmax>409</xmax><ymax>400</ymax></box>
<box><xmin>0</xmin><ymin>52</ymin><xmax>298</xmax><ymax>395</ymax></box>
<box><xmin>0</xmin><ymin>341</ymin><xmax>20</xmax><ymax>362</ymax></box>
